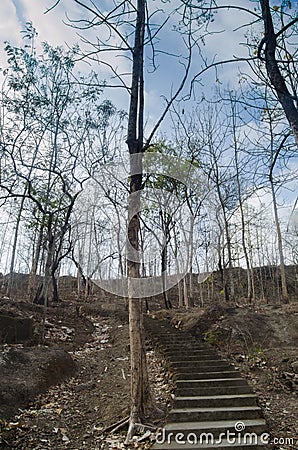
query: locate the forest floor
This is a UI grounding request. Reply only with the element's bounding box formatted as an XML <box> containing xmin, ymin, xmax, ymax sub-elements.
<box><xmin>0</xmin><ymin>296</ymin><xmax>297</xmax><ymax>449</ymax></box>
<box><xmin>0</xmin><ymin>298</ymin><xmax>173</xmax><ymax>449</ymax></box>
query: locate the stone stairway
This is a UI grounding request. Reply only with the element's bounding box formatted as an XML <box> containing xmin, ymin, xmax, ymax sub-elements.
<box><xmin>145</xmin><ymin>317</ymin><xmax>269</xmax><ymax>450</ymax></box>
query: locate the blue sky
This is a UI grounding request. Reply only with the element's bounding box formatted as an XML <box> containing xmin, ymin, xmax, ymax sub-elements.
<box><xmin>0</xmin><ymin>1</ymin><xmax>297</xmax><ymax>218</ymax></box>
<box><xmin>0</xmin><ymin>1</ymin><xmax>256</xmax><ymax>124</ymax></box>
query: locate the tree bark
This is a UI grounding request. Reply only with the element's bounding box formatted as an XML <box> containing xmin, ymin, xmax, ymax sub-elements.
<box><xmin>28</xmin><ymin>219</ymin><xmax>44</xmax><ymax>302</ymax></box>
<box><xmin>269</xmin><ymin>178</ymin><xmax>289</xmax><ymax>303</ymax></box>
<box><xmin>6</xmin><ymin>195</ymin><xmax>26</xmax><ymax>297</ymax></box>
<box><xmin>161</xmin><ymin>244</ymin><xmax>172</xmax><ymax>309</ymax></box>
<box><xmin>125</xmin><ymin>0</ymin><xmax>153</xmax><ymax>440</ymax></box>
<box><xmin>34</xmin><ymin>216</ymin><xmax>55</xmax><ymax>306</ymax></box>
<box><xmin>259</xmin><ymin>0</ymin><xmax>298</xmax><ymax>146</ymax></box>
<box><xmin>231</xmin><ymin>101</ymin><xmax>254</xmax><ymax>304</ymax></box>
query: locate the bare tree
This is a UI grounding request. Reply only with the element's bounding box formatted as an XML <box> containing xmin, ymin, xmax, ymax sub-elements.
<box><xmin>258</xmin><ymin>0</ymin><xmax>298</xmax><ymax>145</ymax></box>
<box><xmin>0</xmin><ymin>31</ymin><xmax>115</xmax><ymax>304</ymax></box>
<box><xmin>47</xmin><ymin>0</ymin><xmax>196</xmax><ymax>437</ymax></box>
<box><xmin>228</xmin><ymin>94</ymin><xmax>255</xmax><ymax>303</ymax></box>
<box><xmin>181</xmin><ymin>0</ymin><xmax>298</xmax><ymax>144</ymax></box>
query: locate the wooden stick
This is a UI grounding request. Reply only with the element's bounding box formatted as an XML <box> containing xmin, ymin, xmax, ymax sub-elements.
<box><xmin>102</xmin><ymin>416</ymin><xmax>129</xmax><ymax>434</ymax></box>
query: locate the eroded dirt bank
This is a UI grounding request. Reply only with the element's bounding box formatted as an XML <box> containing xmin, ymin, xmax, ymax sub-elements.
<box><xmin>0</xmin><ymin>299</ymin><xmax>171</xmax><ymax>449</ymax></box>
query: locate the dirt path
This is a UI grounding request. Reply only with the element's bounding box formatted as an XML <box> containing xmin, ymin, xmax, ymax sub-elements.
<box><xmin>0</xmin><ymin>303</ymin><xmax>173</xmax><ymax>450</ymax></box>
<box><xmin>1</xmin><ymin>311</ymin><xmax>132</xmax><ymax>449</ymax></box>
<box><xmin>2</xmin><ymin>300</ymin><xmax>297</xmax><ymax>449</ymax></box>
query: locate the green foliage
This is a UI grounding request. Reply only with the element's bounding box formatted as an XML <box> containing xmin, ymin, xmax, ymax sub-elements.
<box><xmin>0</xmin><ymin>26</ymin><xmax>123</xmax><ymax>274</ymax></box>
<box><xmin>203</xmin><ymin>329</ymin><xmax>222</xmax><ymax>347</ymax></box>
<box><xmin>203</xmin><ymin>275</ymin><xmax>212</xmax><ymax>284</ymax></box>
<box><xmin>248</xmin><ymin>347</ymin><xmax>266</xmax><ymax>368</ymax></box>
<box><xmin>143</xmin><ymin>141</ymin><xmax>202</xmax><ymax>197</ymax></box>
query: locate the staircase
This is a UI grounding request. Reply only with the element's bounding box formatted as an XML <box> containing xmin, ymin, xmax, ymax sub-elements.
<box><xmin>145</xmin><ymin>317</ymin><xmax>269</xmax><ymax>450</ymax></box>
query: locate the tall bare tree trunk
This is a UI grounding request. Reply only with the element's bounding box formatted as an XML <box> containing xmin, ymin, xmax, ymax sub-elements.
<box><xmin>173</xmin><ymin>228</ymin><xmax>183</xmax><ymax>307</ymax></box>
<box><xmin>34</xmin><ymin>215</ymin><xmax>54</xmax><ymax>306</ymax></box>
<box><xmin>188</xmin><ymin>215</ymin><xmax>195</xmax><ymax>307</ymax></box>
<box><xmin>231</xmin><ymin>101</ymin><xmax>254</xmax><ymax>304</ymax></box>
<box><xmin>125</xmin><ymin>1</ymin><xmax>153</xmax><ymax>440</ymax></box>
<box><xmin>270</xmin><ymin>179</ymin><xmax>289</xmax><ymax>303</ymax></box>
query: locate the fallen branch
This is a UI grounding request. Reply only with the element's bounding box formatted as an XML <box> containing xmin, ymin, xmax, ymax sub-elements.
<box><xmin>102</xmin><ymin>416</ymin><xmax>129</xmax><ymax>434</ymax></box>
<box><xmin>110</xmin><ymin>418</ymin><xmax>130</xmax><ymax>434</ymax></box>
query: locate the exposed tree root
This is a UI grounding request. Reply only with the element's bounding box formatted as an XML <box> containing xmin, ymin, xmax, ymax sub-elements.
<box><xmin>124</xmin><ymin>404</ymin><xmax>164</xmax><ymax>444</ymax></box>
<box><xmin>102</xmin><ymin>415</ymin><xmax>129</xmax><ymax>434</ymax></box>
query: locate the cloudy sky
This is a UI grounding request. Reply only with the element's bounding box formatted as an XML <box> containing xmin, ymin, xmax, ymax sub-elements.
<box><xmin>0</xmin><ymin>1</ymin><xmax>257</xmax><ymax>119</ymax></box>
<box><xmin>1</xmin><ymin>0</ymin><xmax>297</xmax><ymax>218</ymax></box>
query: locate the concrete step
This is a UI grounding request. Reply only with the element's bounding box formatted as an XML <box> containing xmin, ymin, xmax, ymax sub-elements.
<box><xmin>154</xmin><ymin>329</ymin><xmax>196</xmax><ymax>334</ymax></box>
<box><xmin>155</xmin><ymin>335</ymin><xmax>195</xmax><ymax>340</ymax></box>
<box><xmin>174</xmin><ymin>366</ymin><xmax>235</xmax><ymax>374</ymax></box>
<box><xmin>168</xmin><ymin>406</ymin><xmax>262</xmax><ymax>422</ymax></box>
<box><xmin>161</xmin><ymin>345</ymin><xmax>207</xmax><ymax>351</ymax></box>
<box><xmin>172</xmin><ymin>357</ymin><xmax>229</xmax><ymax>363</ymax></box>
<box><xmin>160</xmin><ymin>340</ymin><xmax>200</xmax><ymax>344</ymax></box>
<box><xmin>176</xmin><ymin>378</ymin><xmax>249</xmax><ymax>389</ymax></box>
<box><xmin>166</xmin><ymin>350</ymin><xmax>217</xmax><ymax>358</ymax></box>
<box><xmin>145</xmin><ymin>317</ymin><xmax>267</xmax><ymax>450</ymax></box>
<box><xmin>175</xmin><ymin>371</ymin><xmax>241</xmax><ymax>380</ymax></box>
<box><xmin>158</xmin><ymin>337</ymin><xmax>198</xmax><ymax>342</ymax></box>
<box><xmin>176</xmin><ymin>385</ymin><xmax>254</xmax><ymax>396</ymax></box>
<box><xmin>159</xmin><ymin>338</ymin><xmax>202</xmax><ymax>343</ymax></box>
<box><xmin>172</xmin><ymin>360</ymin><xmax>233</xmax><ymax>369</ymax></box>
<box><xmin>167</xmin><ymin>352</ymin><xmax>222</xmax><ymax>362</ymax></box>
<box><xmin>174</xmin><ymin>394</ymin><xmax>258</xmax><ymax>408</ymax></box>
<box><xmin>149</xmin><ymin>330</ymin><xmax>191</xmax><ymax>335</ymax></box>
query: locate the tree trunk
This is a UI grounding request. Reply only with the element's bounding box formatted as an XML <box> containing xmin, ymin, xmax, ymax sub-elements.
<box><xmin>126</xmin><ymin>157</ymin><xmax>154</xmax><ymax>439</ymax></box>
<box><xmin>259</xmin><ymin>0</ymin><xmax>298</xmax><ymax>146</ymax></box>
<box><xmin>232</xmin><ymin>108</ymin><xmax>254</xmax><ymax>304</ymax></box>
<box><xmin>161</xmin><ymin>244</ymin><xmax>171</xmax><ymax>309</ymax></box>
<box><xmin>183</xmin><ymin>276</ymin><xmax>189</xmax><ymax>309</ymax></box>
<box><xmin>188</xmin><ymin>215</ymin><xmax>195</xmax><ymax>307</ymax></box>
<box><xmin>125</xmin><ymin>0</ymin><xmax>153</xmax><ymax>440</ymax></box>
<box><xmin>223</xmin><ymin>215</ymin><xmax>235</xmax><ymax>302</ymax></box>
<box><xmin>52</xmin><ymin>270</ymin><xmax>59</xmax><ymax>303</ymax></box>
<box><xmin>173</xmin><ymin>229</ymin><xmax>183</xmax><ymax>307</ymax></box>
<box><xmin>270</xmin><ymin>179</ymin><xmax>289</xmax><ymax>303</ymax></box>
<box><xmin>28</xmin><ymin>220</ymin><xmax>44</xmax><ymax>302</ymax></box>
<box><xmin>217</xmin><ymin>216</ymin><xmax>230</xmax><ymax>302</ymax></box>
<box><xmin>34</xmin><ymin>216</ymin><xmax>54</xmax><ymax>306</ymax></box>
<box><xmin>6</xmin><ymin>195</ymin><xmax>26</xmax><ymax>297</ymax></box>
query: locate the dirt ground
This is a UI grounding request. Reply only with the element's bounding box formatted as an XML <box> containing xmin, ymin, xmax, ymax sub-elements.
<box><xmin>0</xmin><ymin>297</ymin><xmax>298</xmax><ymax>449</ymax></box>
<box><xmin>0</xmin><ymin>299</ymin><xmax>173</xmax><ymax>449</ymax></box>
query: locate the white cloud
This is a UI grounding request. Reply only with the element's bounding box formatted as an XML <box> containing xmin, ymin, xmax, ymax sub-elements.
<box><xmin>16</xmin><ymin>0</ymin><xmax>79</xmax><ymax>48</ymax></box>
<box><xmin>0</xmin><ymin>1</ymin><xmax>22</xmax><ymax>69</ymax></box>
<box><xmin>0</xmin><ymin>0</ymin><xmax>21</xmax><ymax>42</ymax></box>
